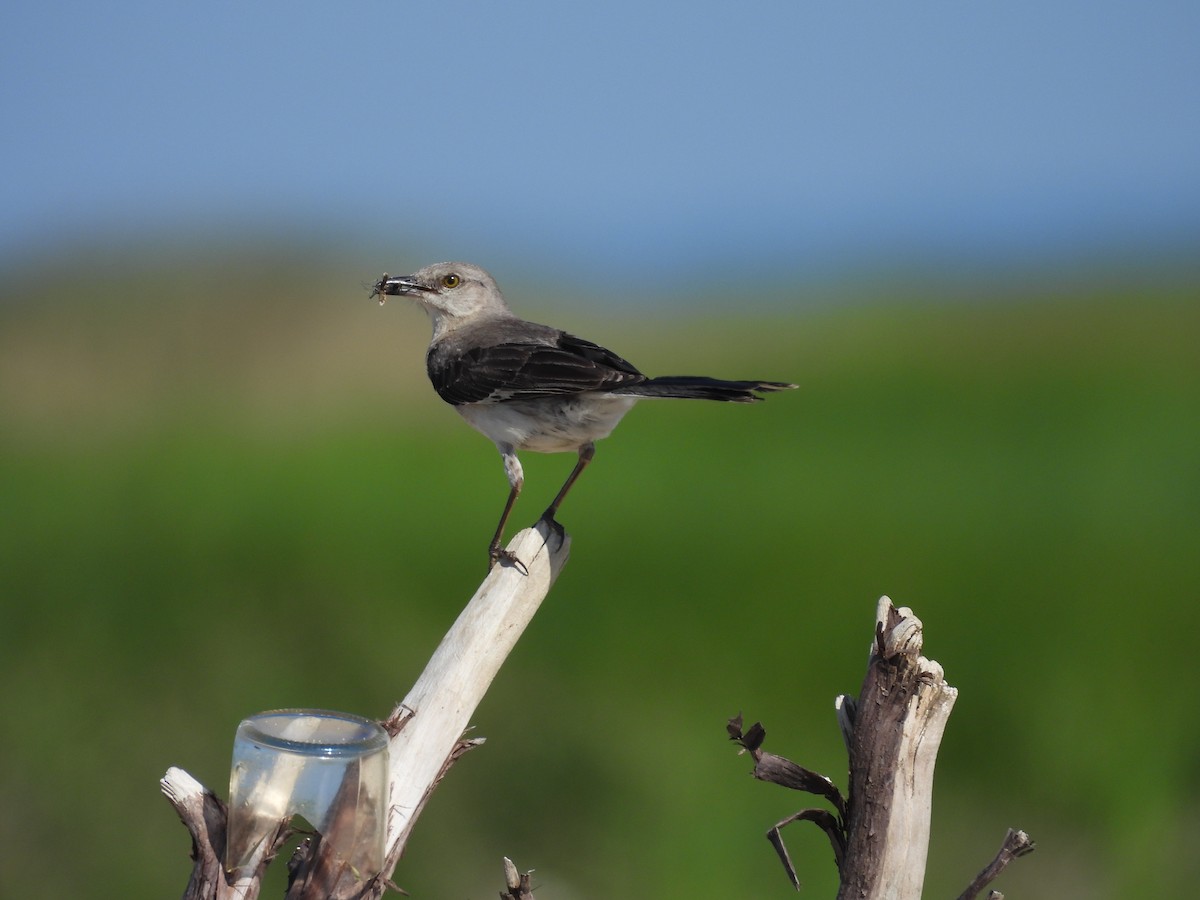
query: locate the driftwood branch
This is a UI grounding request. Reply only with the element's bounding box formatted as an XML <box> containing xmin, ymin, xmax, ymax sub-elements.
<box><xmin>162</xmin><ymin>521</ymin><xmax>569</xmax><ymax>899</ymax></box>
<box><xmin>731</xmin><ymin>596</ymin><xmax>1034</xmax><ymax>896</ymax></box>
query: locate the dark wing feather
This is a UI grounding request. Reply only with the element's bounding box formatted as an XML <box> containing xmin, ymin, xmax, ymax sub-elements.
<box><xmin>428</xmin><ymin>332</ymin><xmax>645</xmax><ymax>405</ymax></box>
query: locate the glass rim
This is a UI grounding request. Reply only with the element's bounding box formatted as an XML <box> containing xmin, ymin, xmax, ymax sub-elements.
<box><xmin>237</xmin><ymin>708</ymin><xmax>388</xmax><ymax>757</ymax></box>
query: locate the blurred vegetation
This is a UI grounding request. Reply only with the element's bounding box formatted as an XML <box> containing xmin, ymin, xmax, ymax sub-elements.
<box><xmin>0</xmin><ymin>244</ymin><xmax>1197</xmax><ymax>898</ymax></box>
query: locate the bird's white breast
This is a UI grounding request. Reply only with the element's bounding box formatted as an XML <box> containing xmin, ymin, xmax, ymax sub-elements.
<box><xmin>456</xmin><ymin>395</ymin><xmax>639</xmax><ymax>453</ymax></box>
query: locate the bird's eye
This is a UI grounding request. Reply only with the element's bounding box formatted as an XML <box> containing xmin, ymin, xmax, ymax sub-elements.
<box><xmin>441</xmin><ymin>273</ymin><xmax>461</xmax><ymax>288</ymax></box>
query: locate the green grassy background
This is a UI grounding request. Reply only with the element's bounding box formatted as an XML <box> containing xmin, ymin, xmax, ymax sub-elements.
<box><xmin>1</xmin><ymin>248</ymin><xmax>1197</xmax><ymax>898</ymax></box>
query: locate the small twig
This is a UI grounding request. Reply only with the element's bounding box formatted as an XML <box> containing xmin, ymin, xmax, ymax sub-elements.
<box><xmin>500</xmin><ymin>856</ymin><xmax>535</xmax><ymax>899</ymax></box>
<box><xmin>727</xmin><ymin>713</ymin><xmax>847</xmax><ymax>887</ymax></box>
<box><xmin>766</xmin><ymin>808</ymin><xmax>846</xmax><ymax>890</ymax></box>
<box><xmin>726</xmin><ymin>715</ymin><xmax>846</xmax><ymax>817</ymax></box>
<box><xmin>955</xmin><ymin>828</ymin><xmax>1036</xmax><ymax>900</ymax></box>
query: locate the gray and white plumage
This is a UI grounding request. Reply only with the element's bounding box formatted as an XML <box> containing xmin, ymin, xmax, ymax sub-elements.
<box><xmin>373</xmin><ymin>261</ymin><xmax>795</xmax><ymax>569</ymax></box>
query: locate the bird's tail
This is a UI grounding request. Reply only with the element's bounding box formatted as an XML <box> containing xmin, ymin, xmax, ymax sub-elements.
<box><xmin>613</xmin><ymin>376</ymin><xmax>797</xmax><ymax>402</ymax></box>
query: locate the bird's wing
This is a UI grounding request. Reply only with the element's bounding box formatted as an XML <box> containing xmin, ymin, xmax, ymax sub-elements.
<box><xmin>428</xmin><ymin>332</ymin><xmax>645</xmax><ymax>405</ymax></box>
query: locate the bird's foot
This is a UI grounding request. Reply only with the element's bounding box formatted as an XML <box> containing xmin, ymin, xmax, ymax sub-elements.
<box><xmin>488</xmin><ymin>544</ymin><xmax>529</xmax><ymax>576</ymax></box>
<box><xmin>538</xmin><ymin>510</ymin><xmax>567</xmax><ymax>550</ymax></box>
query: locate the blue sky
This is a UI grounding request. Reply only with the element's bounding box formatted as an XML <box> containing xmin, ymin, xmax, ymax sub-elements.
<box><xmin>2</xmin><ymin>1</ymin><xmax>1198</xmax><ymax>282</ymax></box>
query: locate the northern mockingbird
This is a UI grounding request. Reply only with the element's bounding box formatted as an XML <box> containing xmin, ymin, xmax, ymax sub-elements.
<box><xmin>372</xmin><ymin>261</ymin><xmax>796</xmax><ymax>570</ymax></box>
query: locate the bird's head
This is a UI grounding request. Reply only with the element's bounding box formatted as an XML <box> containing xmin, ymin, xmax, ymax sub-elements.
<box><xmin>371</xmin><ymin>262</ymin><xmax>511</xmax><ymax>339</ymax></box>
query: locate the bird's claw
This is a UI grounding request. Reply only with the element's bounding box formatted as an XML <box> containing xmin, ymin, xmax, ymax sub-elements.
<box><xmin>538</xmin><ymin>511</ymin><xmax>567</xmax><ymax>550</ymax></box>
<box><xmin>489</xmin><ymin>545</ymin><xmax>529</xmax><ymax>576</ymax></box>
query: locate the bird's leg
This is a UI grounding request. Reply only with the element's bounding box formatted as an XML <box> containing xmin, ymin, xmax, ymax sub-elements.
<box><xmin>539</xmin><ymin>442</ymin><xmax>595</xmax><ymax>541</ymax></box>
<box><xmin>488</xmin><ymin>447</ymin><xmax>528</xmax><ymax>574</ymax></box>
<box><xmin>488</xmin><ymin>484</ymin><xmax>525</xmax><ymax>572</ymax></box>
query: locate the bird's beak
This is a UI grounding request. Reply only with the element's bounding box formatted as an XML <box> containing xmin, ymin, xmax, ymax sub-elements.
<box><xmin>370</xmin><ymin>273</ymin><xmax>428</xmax><ymax>304</ymax></box>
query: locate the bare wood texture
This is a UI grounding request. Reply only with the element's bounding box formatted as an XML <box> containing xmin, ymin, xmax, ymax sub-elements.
<box><xmin>379</xmin><ymin>521</ymin><xmax>568</xmax><ymax>864</ymax></box>
<box><xmin>836</xmin><ymin>596</ymin><xmax>957</xmax><ymax>899</ymax></box>
<box><xmin>162</xmin><ymin>521</ymin><xmax>569</xmax><ymax>899</ymax></box>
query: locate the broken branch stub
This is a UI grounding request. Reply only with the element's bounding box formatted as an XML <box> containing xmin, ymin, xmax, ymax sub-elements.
<box><xmin>730</xmin><ymin>597</ymin><xmax>1034</xmax><ymax>897</ymax></box>
<box><xmin>836</xmin><ymin>597</ymin><xmax>958</xmax><ymax>899</ymax></box>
